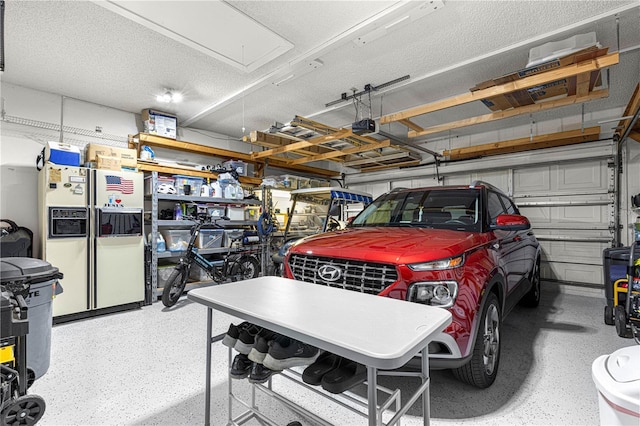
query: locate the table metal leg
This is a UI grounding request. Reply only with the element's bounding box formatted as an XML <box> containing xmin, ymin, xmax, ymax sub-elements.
<box><xmin>421</xmin><ymin>348</ymin><xmax>430</xmax><ymax>426</ymax></box>
<box><xmin>205</xmin><ymin>307</ymin><xmax>213</xmax><ymax>426</ymax></box>
<box><xmin>367</xmin><ymin>366</ymin><xmax>378</xmax><ymax>426</ymax></box>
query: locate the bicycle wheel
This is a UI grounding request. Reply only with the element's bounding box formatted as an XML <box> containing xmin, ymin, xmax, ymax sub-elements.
<box><xmin>161</xmin><ymin>264</ymin><xmax>190</xmax><ymax>307</ymax></box>
<box><xmin>228</xmin><ymin>256</ymin><xmax>260</xmax><ymax>281</ymax></box>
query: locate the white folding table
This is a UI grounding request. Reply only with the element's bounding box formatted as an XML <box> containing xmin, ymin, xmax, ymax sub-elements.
<box><xmin>188</xmin><ymin>276</ymin><xmax>452</xmax><ymax>426</ymax></box>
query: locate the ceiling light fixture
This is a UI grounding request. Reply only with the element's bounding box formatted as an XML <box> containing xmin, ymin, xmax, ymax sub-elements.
<box><xmin>353</xmin><ymin>0</ymin><xmax>445</xmax><ymax>47</ymax></box>
<box><xmin>156</xmin><ymin>90</ymin><xmax>182</xmax><ymax>103</ymax></box>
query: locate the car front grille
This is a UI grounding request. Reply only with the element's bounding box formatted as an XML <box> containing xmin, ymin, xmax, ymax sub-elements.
<box><xmin>288</xmin><ymin>254</ymin><xmax>398</xmax><ymax>295</ymax></box>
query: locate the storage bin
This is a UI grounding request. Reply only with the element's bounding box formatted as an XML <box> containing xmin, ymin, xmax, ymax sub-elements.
<box><xmin>206</xmin><ymin>206</ymin><xmax>226</xmax><ymax>219</ymax></box>
<box><xmin>157</xmin><ymin>265</ymin><xmax>177</xmax><ymax>289</ymax></box>
<box><xmin>197</xmin><ymin>229</ymin><xmax>224</xmax><ymax>249</ymax></box>
<box><xmin>144</xmin><ymin>176</ymin><xmax>175</xmax><ymax>195</ymax></box>
<box><xmin>592</xmin><ymin>345</ymin><xmax>640</xmax><ymax>425</ymax></box>
<box><xmin>297</xmin><ymin>177</ymin><xmax>311</xmax><ymax>189</ymax></box>
<box><xmin>173</xmin><ymin>175</ymin><xmax>203</xmax><ymax>197</ymax></box>
<box><xmin>224</xmin><ymin>229</ymin><xmax>245</xmax><ymax>247</ymax></box>
<box><xmin>161</xmin><ymin>229</ymin><xmax>191</xmax><ymax>252</ymax></box>
<box><xmin>226</xmin><ymin>205</ymin><xmax>245</xmax><ymax>221</ymax></box>
<box><xmin>245</xmin><ymin>207</ymin><xmax>260</xmax><ymax>221</ymax></box>
<box><xmin>223</xmin><ymin>160</ymin><xmax>248</xmax><ymax>176</ymax></box>
<box><xmin>280</xmin><ymin>175</ymin><xmax>299</xmax><ymax>190</ymax></box>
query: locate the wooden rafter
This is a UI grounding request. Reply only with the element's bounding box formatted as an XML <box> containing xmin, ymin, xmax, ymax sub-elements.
<box><xmin>443</xmin><ymin>126</ymin><xmax>601</xmax><ymax>160</ymax></box>
<box><xmin>243</xmin><ymin>131</ymin><xmax>335</xmax><ymax>157</ymax></box>
<box><xmin>359</xmin><ymin>158</ymin><xmax>421</xmax><ymax>172</ymax></box>
<box><xmin>287</xmin><ymin>139</ymin><xmax>391</xmax><ymax>165</ymax></box>
<box><xmin>251</xmin><ymin>129</ymin><xmax>351</xmax><ymax>159</ymax></box>
<box><xmin>615</xmin><ymin>83</ymin><xmax>640</xmax><ymax>143</ymax></box>
<box><xmin>291</xmin><ymin>115</ymin><xmax>394</xmax><ymax>149</ymax></box>
<box><xmin>381</xmin><ymin>52</ymin><xmax>619</xmax><ymax>127</ymax></box>
<box><xmin>408</xmin><ymin>89</ymin><xmax>609</xmax><ymax>138</ymax></box>
<box><xmin>344</xmin><ymin>151</ymin><xmax>420</xmax><ymax>167</ymax></box>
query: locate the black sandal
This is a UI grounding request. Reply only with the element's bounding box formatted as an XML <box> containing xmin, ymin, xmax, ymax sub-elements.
<box><xmin>302</xmin><ymin>351</ymin><xmax>341</xmax><ymax>385</ymax></box>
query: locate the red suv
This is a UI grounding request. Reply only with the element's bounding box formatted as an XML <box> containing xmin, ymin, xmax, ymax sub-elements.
<box><xmin>283</xmin><ymin>182</ymin><xmax>541</xmax><ymax>388</ymax></box>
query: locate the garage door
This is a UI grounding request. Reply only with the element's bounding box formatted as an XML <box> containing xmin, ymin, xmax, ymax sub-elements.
<box><xmin>346</xmin><ymin>141</ymin><xmax>617</xmax><ymax>287</ymax></box>
<box><xmin>512</xmin><ymin>160</ymin><xmax>614</xmax><ymax>285</ymax></box>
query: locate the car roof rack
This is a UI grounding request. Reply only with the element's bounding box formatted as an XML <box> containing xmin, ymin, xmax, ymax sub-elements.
<box><xmin>469</xmin><ymin>180</ymin><xmax>504</xmax><ymax>193</ymax></box>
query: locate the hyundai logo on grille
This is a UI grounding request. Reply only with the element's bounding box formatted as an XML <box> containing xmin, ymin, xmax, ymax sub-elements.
<box><xmin>317</xmin><ymin>265</ymin><xmax>342</xmax><ymax>282</ymax></box>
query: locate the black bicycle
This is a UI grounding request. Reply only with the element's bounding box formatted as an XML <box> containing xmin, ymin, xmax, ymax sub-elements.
<box><xmin>161</xmin><ymin>214</ymin><xmax>260</xmax><ymax>307</ymax></box>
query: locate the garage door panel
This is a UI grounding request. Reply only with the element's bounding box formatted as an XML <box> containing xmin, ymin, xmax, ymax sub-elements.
<box><xmin>557</xmin><ymin>161</ymin><xmax>606</xmax><ymax>190</ymax></box>
<box><xmin>445</xmin><ymin>172</ymin><xmax>510</xmax><ymax>191</ymax></box>
<box><xmin>540</xmin><ymin>240</ymin><xmax>607</xmax><ymax>262</ymax></box>
<box><xmin>542</xmin><ymin>261</ymin><xmax>602</xmax><ymax>285</ymax></box>
<box><xmin>518</xmin><ymin>206</ymin><xmax>552</xmax><ymax>223</ymax></box>
<box><xmin>514</xmin><ymin>166</ymin><xmax>550</xmax><ymax>192</ymax></box>
<box><xmin>558</xmin><ymin>205</ymin><xmax>606</xmax><ymax>222</ymax></box>
<box><xmin>470</xmin><ymin>171</ymin><xmax>510</xmax><ymax>193</ymax></box>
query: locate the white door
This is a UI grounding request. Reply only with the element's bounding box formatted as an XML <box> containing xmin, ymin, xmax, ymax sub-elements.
<box><xmin>94</xmin><ymin>236</ymin><xmax>145</xmax><ymax>309</ymax></box>
<box><xmin>49</xmin><ymin>238</ymin><xmax>90</xmax><ymax>317</ymax></box>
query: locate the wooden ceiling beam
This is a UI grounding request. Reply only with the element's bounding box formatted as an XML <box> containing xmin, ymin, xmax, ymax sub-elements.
<box><xmin>359</xmin><ymin>159</ymin><xmax>421</xmax><ymax>172</ymax></box>
<box><xmin>251</xmin><ymin>129</ymin><xmax>351</xmax><ymax>160</ymax></box>
<box><xmin>292</xmin><ymin>115</ymin><xmax>384</xmax><ymax>147</ymax></box>
<box><xmin>615</xmin><ymin>83</ymin><xmax>640</xmax><ymax>142</ymax></box>
<box><xmin>287</xmin><ymin>139</ymin><xmax>391</xmax><ymax>165</ymax></box>
<box><xmin>399</xmin><ymin>119</ymin><xmax>424</xmax><ymax>133</ymax></box>
<box><xmin>443</xmin><ymin>126</ymin><xmax>601</xmax><ymax>160</ymax></box>
<box><xmin>408</xmin><ymin>89</ymin><xmax>609</xmax><ymax>138</ymax></box>
<box><xmin>243</xmin><ymin>131</ymin><xmax>333</xmax><ymax>156</ymax></box>
<box><xmin>343</xmin><ymin>151</ymin><xmax>419</xmax><ymax>167</ymax></box>
<box><xmin>629</xmin><ymin>130</ymin><xmax>640</xmax><ymax>143</ymax></box>
<box><xmin>575</xmin><ymin>71</ymin><xmax>593</xmax><ymax>97</ymax></box>
<box><xmin>381</xmin><ymin>52</ymin><xmax>619</xmax><ymax>125</ymax></box>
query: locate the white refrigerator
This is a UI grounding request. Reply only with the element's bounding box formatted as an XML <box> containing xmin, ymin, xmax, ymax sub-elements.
<box><xmin>39</xmin><ymin>164</ymin><xmax>145</xmax><ymax>320</ymax></box>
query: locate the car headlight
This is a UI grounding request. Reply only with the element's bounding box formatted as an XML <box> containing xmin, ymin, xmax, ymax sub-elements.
<box><xmin>408</xmin><ymin>281</ymin><xmax>458</xmax><ymax>308</ymax></box>
<box><xmin>408</xmin><ymin>255</ymin><xmax>464</xmax><ymax>271</ymax></box>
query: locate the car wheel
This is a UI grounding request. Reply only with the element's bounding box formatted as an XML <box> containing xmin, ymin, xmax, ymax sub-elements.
<box><xmin>453</xmin><ymin>292</ymin><xmax>501</xmax><ymax>389</ymax></box>
<box><xmin>520</xmin><ymin>257</ymin><xmax>541</xmax><ymax>307</ymax></box>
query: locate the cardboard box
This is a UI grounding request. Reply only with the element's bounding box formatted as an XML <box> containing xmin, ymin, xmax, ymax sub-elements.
<box><xmin>142</xmin><ymin>109</ymin><xmax>177</xmax><ymax>139</ymax></box>
<box><xmin>96</xmin><ymin>154</ymin><xmax>121</xmax><ymax>171</ymax></box>
<box><xmin>45</xmin><ymin>142</ymin><xmax>81</xmax><ymax>166</ymax></box>
<box><xmin>471</xmin><ymin>46</ymin><xmax>607</xmax><ymax>111</ymax></box>
<box><xmin>86</xmin><ymin>144</ymin><xmax>137</xmax><ymax>168</ymax></box>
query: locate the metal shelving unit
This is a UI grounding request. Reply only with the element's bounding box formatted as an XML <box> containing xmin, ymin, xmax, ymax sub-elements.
<box><xmin>145</xmin><ymin>171</ymin><xmax>261</xmax><ymax>301</ymax></box>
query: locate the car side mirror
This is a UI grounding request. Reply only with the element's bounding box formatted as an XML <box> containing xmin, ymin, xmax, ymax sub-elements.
<box><xmin>491</xmin><ymin>214</ymin><xmax>531</xmax><ymax>231</ymax></box>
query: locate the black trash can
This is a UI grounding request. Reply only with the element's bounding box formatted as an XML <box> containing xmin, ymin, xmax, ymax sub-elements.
<box><xmin>602</xmin><ymin>246</ymin><xmax>640</xmax><ymax>324</ymax></box>
<box><xmin>0</xmin><ymin>258</ymin><xmax>63</xmax><ymax>380</ymax></box>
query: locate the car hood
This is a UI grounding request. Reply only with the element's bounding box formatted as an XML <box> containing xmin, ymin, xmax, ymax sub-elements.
<box><xmin>288</xmin><ymin>227</ymin><xmax>491</xmax><ymax>264</ymax></box>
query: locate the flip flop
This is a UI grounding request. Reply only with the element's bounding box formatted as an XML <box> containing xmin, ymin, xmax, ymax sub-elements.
<box><xmin>320</xmin><ymin>359</ymin><xmax>367</xmax><ymax>394</ymax></box>
<box><xmin>302</xmin><ymin>352</ymin><xmax>341</xmax><ymax>385</ymax></box>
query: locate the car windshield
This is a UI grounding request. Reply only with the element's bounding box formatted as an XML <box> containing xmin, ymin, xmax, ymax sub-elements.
<box><xmin>350</xmin><ymin>188</ymin><xmax>482</xmax><ymax>232</ymax></box>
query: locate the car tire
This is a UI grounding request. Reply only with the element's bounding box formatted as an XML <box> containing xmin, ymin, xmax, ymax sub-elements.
<box><xmin>520</xmin><ymin>257</ymin><xmax>541</xmax><ymax>307</ymax></box>
<box><xmin>453</xmin><ymin>292</ymin><xmax>501</xmax><ymax>389</ymax></box>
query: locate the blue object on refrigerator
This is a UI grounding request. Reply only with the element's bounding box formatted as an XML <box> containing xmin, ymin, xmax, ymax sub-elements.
<box><xmin>45</xmin><ymin>142</ymin><xmax>81</xmax><ymax>167</ymax></box>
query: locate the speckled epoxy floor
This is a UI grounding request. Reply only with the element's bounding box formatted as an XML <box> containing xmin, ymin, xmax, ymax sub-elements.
<box><xmin>29</xmin><ymin>282</ymin><xmax>631</xmax><ymax>426</ymax></box>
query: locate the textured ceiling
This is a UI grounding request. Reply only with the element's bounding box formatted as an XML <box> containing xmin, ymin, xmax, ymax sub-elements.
<box><xmin>3</xmin><ymin>0</ymin><xmax>640</xmax><ymax>155</ymax></box>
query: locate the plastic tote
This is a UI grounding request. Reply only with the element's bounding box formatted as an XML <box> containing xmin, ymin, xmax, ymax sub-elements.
<box><xmin>0</xmin><ymin>257</ymin><xmax>63</xmax><ymax>380</ymax></box>
<box><xmin>592</xmin><ymin>345</ymin><xmax>640</xmax><ymax>425</ymax></box>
